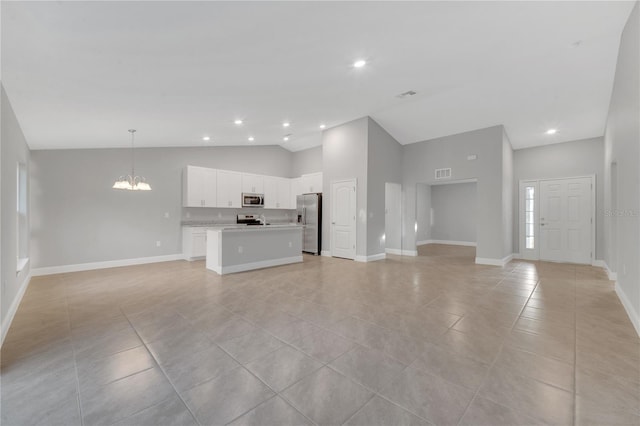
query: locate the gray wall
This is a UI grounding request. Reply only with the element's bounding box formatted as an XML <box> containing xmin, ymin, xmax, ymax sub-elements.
<box><xmin>366</xmin><ymin>117</ymin><xmax>402</xmax><ymax>256</ymax></box>
<box><xmin>604</xmin><ymin>2</ymin><xmax>639</xmax><ymax>326</ymax></box>
<box><xmin>430</xmin><ymin>182</ymin><xmax>477</xmax><ymax>243</ymax></box>
<box><xmin>513</xmin><ymin>137</ymin><xmax>605</xmax><ymax>258</ymax></box>
<box><xmin>1</xmin><ymin>85</ymin><xmax>31</xmax><ymax>331</ymax></box>
<box><xmin>416</xmin><ymin>183</ymin><xmax>431</xmax><ymax>244</ymax></box>
<box><xmin>402</xmin><ymin>125</ymin><xmax>506</xmax><ymax>260</ymax></box>
<box><xmin>30</xmin><ymin>145</ymin><xmax>294</xmax><ymax>268</ymax></box>
<box><xmin>322</xmin><ymin>117</ymin><xmax>369</xmax><ymax>257</ymax></box>
<box><xmin>502</xmin><ymin>131</ymin><xmax>514</xmax><ymax>257</ymax></box>
<box><xmin>291</xmin><ymin>146</ymin><xmax>322</xmax><ymax>177</ymax></box>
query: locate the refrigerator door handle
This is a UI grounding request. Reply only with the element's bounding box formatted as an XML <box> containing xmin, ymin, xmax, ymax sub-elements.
<box><xmin>302</xmin><ymin>207</ymin><xmax>306</xmax><ymax>225</ymax></box>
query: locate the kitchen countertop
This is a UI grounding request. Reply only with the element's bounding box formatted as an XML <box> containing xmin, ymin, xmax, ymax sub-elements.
<box><xmin>208</xmin><ymin>224</ymin><xmax>303</xmax><ymax>232</ymax></box>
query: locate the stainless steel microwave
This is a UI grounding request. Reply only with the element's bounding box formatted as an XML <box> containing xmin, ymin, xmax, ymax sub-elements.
<box><xmin>242</xmin><ymin>193</ymin><xmax>264</xmax><ymax>208</ymax></box>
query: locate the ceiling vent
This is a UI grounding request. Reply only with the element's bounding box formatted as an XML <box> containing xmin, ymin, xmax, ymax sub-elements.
<box><xmin>435</xmin><ymin>168</ymin><xmax>452</xmax><ymax>180</ymax></box>
<box><xmin>396</xmin><ymin>90</ymin><xmax>417</xmax><ymax>99</ymax></box>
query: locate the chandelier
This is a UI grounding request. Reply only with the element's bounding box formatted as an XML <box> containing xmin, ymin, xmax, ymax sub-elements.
<box><xmin>112</xmin><ymin>129</ymin><xmax>151</xmax><ymax>191</ymax></box>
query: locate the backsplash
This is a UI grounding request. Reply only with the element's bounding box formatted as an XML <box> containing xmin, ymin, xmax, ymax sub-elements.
<box><xmin>182</xmin><ymin>207</ymin><xmax>295</xmax><ymax>225</ymax></box>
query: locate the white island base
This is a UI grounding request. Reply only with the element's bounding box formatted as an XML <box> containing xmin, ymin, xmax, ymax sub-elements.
<box><xmin>206</xmin><ymin>226</ymin><xmax>303</xmax><ymax>275</ymax></box>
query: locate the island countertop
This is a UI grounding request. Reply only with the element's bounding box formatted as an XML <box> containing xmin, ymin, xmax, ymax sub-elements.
<box><xmin>207</xmin><ymin>224</ymin><xmax>303</xmax><ymax>232</ymax></box>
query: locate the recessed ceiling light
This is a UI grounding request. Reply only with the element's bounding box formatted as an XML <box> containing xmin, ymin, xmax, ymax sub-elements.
<box><xmin>283</xmin><ymin>122</ymin><xmax>290</xmax><ymax>128</ymax></box>
<box><xmin>319</xmin><ymin>124</ymin><xmax>326</xmax><ymax>129</ymax></box>
<box><xmin>353</xmin><ymin>60</ymin><xmax>366</xmax><ymax>68</ymax></box>
<box><xmin>202</xmin><ymin>136</ymin><xmax>211</xmax><ymax>141</ymax></box>
<box><xmin>234</xmin><ymin>119</ymin><xmax>243</xmax><ymax>125</ymax></box>
<box><xmin>546</xmin><ymin>128</ymin><xmax>558</xmax><ymax>135</ymax></box>
<box><xmin>248</xmin><ymin>136</ymin><xmax>254</xmax><ymax>142</ymax></box>
<box><xmin>283</xmin><ymin>136</ymin><xmax>289</xmax><ymax>141</ymax></box>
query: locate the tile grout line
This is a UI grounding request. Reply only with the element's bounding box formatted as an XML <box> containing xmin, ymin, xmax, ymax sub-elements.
<box><xmin>65</xmin><ymin>277</ymin><xmax>86</xmax><ymax>426</ymax></box>
<box><xmin>573</xmin><ymin>267</ymin><xmax>578</xmax><ymax>426</ymax></box>
<box><xmin>118</xmin><ymin>307</ymin><xmax>203</xmax><ymax>426</ymax></box>
<box><xmin>455</xmin><ymin>265</ymin><xmax>540</xmax><ymax>425</ymax></box>
<box><xmin>214</xmin><ymin>341</ymin><xmax>319</xmax><ymax>426</ymax></box>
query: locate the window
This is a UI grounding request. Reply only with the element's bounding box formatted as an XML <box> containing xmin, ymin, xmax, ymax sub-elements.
<box><xmin>525</xmin><ymin>185</ymin><xmax>535</xmax><ymax>249</ymax></box>
<box><xmin>17</xmin><ymin>162</ymin><xmax>28</xmax><ymax>272</ymax></box>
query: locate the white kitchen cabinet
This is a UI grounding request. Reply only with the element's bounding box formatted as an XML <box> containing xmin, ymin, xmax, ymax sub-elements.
<box><xmin>263</xmin><ymin>176</ymin><xmax>278</xmax><ymax>209</ymax></box>
<box><xmin>290</xmin><ymin>177</ymin><xmax>302</xmax><ymax>207</ymax></box>
<box><xmin>217</xmin><ymin>170</ymin><xmax>242</xmax><ymax>208</ymax></box>
<box><xmin>264</xmin><ymin>177</ymin><xmax>292</xmax><ymax>209</ymax></box>
<box><xmin>276</xmin><ymin>178</ymin><xmax>291</xmax><ymax>209</ymax></box>
<box><xmin>182</xmin><ymin>227</ymin><xmax>208</xmax><ymax>260</ymax></box>
<box><xmin>301</xmin><ymin>172</ymin><xmax>323</xmax><ymax>194</ymax></box>
<box><xmin>242</xmin><ymin>174</ymin><xmax>264</xmax><ymax>194</ymax></box>
<box><xmin>183</xmin><ymin>166</ymin><xmax>217</xmax><ymax>207</ymax></box>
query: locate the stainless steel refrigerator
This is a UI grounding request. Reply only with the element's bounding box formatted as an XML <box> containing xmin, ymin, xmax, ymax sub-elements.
<box><xmin>297</xmin><ymin>193</ymin><xmax>322</xmax><ymax>255</ymax></box>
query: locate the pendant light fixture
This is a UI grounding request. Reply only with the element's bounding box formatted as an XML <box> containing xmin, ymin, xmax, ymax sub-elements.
<box><xmin>112</xmin><ymin>129</ymin><xmax>152</xmax><ymax>191</ymax></box>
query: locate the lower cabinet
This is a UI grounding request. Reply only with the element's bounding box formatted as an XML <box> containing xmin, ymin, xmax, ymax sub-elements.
<box><xmin>183</xmin><ymin>227</ymin><xmax>207</xmax><ymax>260</ymax></box>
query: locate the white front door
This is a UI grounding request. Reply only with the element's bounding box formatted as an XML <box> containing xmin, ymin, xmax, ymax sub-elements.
<box><xmin>331</xmin><ymin>179</ymin><xmax>356</xmax><ymax>260</ymax></box>
<box><xmin>539</xmin><ymin>177</ymin><xmax>593</xmax><ymax>264</ymax></box>
<box><xmin>385</xmin><ymin>183</ymin><xmax>402</xmax><ymax>252</ymax></box>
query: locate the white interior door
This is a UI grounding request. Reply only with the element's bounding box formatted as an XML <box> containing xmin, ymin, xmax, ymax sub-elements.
<box><xmin>331</xmin><ymin>179</ymin><xmax>356</xmax><ymax>260</ymax></box>
<box><xmin>385</xmin><ymin>183</ymin><xmax>402</xmax><ymax>252</ymax></box>
<box><xmin>539</xmin><ymin>177</ymin><xmax>593</xmax><ymax>264</ymax></box>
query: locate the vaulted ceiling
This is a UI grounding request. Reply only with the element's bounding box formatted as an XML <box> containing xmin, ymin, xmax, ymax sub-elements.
<box><xmin>1</xmin><ymin>1</ymin><xmax>634</xmax><ymax>151</ymax></box>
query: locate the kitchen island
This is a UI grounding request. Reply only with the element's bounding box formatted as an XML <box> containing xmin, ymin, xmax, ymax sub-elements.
<box><xmin>206</xmin><ymin>225</ymin><xmax>303</xmax><ymax>275</ymax></box>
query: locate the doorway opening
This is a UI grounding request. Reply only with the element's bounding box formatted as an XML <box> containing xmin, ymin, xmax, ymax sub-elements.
<box><xmin>415</xmin><ymin>180</ymin><xmax>477</xmax><ymax>261</ymax></box>
<box><xmin>384</xmin><ymin>183</ymin><xmax>402</xmax><ymax>255</ymax></box>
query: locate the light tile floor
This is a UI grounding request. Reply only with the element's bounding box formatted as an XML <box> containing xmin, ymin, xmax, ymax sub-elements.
<box><xmin>2</xmin><ymin>245</ymin><xmax>639</xmax><ymax>425</ymax></box>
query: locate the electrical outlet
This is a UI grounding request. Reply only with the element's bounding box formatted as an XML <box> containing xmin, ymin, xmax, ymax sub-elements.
<box><xmin>186</xmin><ymin>212</ymin><xmax>191</xmax><ymax>218</ymax></box>
<box><xmin>238</xmin><ymin>246</ymin><xmax>243</xmax><ymax>254</ymax></box>
<box><xmin>156</xmin><ymin>241</ymin><xmax>161</xmax><ymax>247</ymax></box>
<box><xmin>623</xmin><ymin>264</ymin><xmax>627</xmax><ymax>275</ymax></box>
<box><xmin>218</xmin><ymin>212</ymin><xmax>222</xmax><ymax>218</ymax></box>
<box><xmin>288</xmin><ymin>241</ymin><xmax>292</xmax><ymax>248</ymax></box>
<box><xmin>164</xmin><ymin>212</ymin><xmax>170</xmax><ymax>219</ymax></box>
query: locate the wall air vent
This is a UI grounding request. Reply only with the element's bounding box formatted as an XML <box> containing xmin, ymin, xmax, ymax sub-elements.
<box><xmin>396</xmin><ymin>90</ymin><xmax>417</xmax><ymax>98</ymax></box>
<box><xmin>435</xmin><ymin>168</ymin><xmax>452</xmax><ymax>180</ymax></box>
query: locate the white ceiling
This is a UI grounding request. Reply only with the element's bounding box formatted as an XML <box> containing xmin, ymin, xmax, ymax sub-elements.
<box><xmin>1</xmin><ymin>1</ymin><xmax>634</xmax><ymax>151</ymax></box>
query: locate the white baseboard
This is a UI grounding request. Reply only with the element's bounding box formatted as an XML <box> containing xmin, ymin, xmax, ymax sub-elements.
<box><xmin>476</xmin><ymin>254</ymin><xmax>513</xmax><ymax>267</ymax></box>
<box><xmin>416</xmin><ymin>240</ymin><xmax>430</xmax><ymax>246</ymax></box>
<box><xmin>31</xmin><ymin>254</ymin><xmax>185</xmax><ymax>276</ymax></box>
<box><xmin>385</xmin><ymin>248</ymin><xmax>418</xmax><ymax>257</ymax></box>
<box><xmin>321</xmin><ymin>250</ymin><xmax>331</xmax><ymax>257</ymax></box>
<box><xmin>1</xmin><ymin>270</ymin><xmax>32</xmax><ymax>346</ymax></box>
<box><xmin>592</xmin><ymin>260</ymin><xmax>617</xmax><ymax>281</ymax></box>
<box><xmin>615</xmin><ymin>282</ymin><xmax>640</xmax><ymax>338</ymax></box>
<box><xmin>355</xmin><ymin>253</ymin><xmax>386</xmax><ymax>263</ymax></box>
<box><xmin>421</xmin><ymin>239</ymin><xmax>477</xmax><ymax>247</ymax></box>
<box><xmin>211</xmin><ymin>256</ymin><xmax>303</xmax><ymax>275</ymax></box>
<box><xmin>512</xmin><ymin>253</ymin><xmax>522</xmax><ymax>259</ymax></box>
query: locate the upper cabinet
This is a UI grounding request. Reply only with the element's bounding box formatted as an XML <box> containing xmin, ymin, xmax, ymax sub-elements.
<box><xmin>242</xmin><ymin>174</ymin><xmax>264</xmax><ymax>194</ymax></box>
<box><xmin>300</xmin><ymin>172</ymin><xmax>323</xmax><ymax>194</ymax></box>
<box><xmin>217</xmin><ymin>170</ymin><xmax>242</xmax><ymax>208</ymax></box>
<box><xmin>290</xmin><ymin>177</ymin><xmax>302</xmax><ymax>208</ymax></box>
<box><xmin>183</xmin><ymin>166</ymin><xmax>320</xmax><ymax>209</ymax></box>
<box><xmin>276</xmin><ymin>178</ymin><xmax>291</xmax><ymax>209</ymax></box>
<box><xmin>183</xmin><ymin>165</ymin><xmax>217</xmax><ymax>207</ymax></box>
<box><xmin>264</xmin><ymin>176</ymin><xmax>292</xmax><ymax>209</ymax></box>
